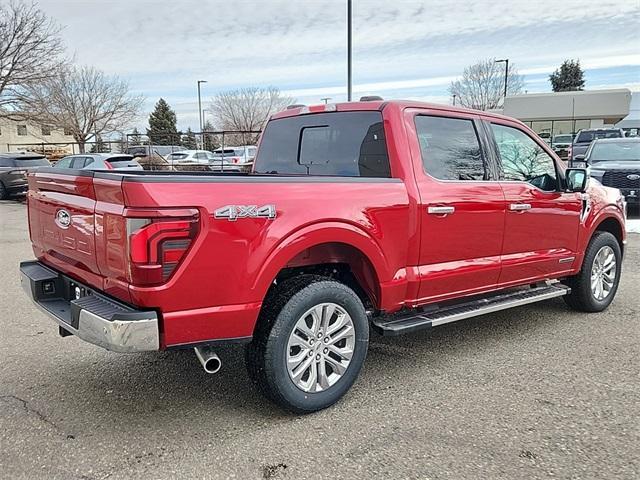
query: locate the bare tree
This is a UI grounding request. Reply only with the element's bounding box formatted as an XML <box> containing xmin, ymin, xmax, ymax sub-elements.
<box><xmin>449</xmin><ymin>59</ymin><xmax>524</xmax><ymax>111</ymax></box>
<box><xmin>23</xmin><ymin>66</ymin><xmax>144</xmax><ymax>152</ymax></box>
<box><xmin>0</xmin><ymin>1</ymin><xmax>66</xmax><ymax>115</ymax></box>
<box><xmin>210</xmin><ymin>86</ymin><xmax>294</xmax><ymax>141</ymax></box>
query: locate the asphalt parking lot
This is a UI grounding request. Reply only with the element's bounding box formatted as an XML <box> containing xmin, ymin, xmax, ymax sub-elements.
<box><xmin>0</xmin><ymin>199</ymin><xmax>638</xmax><ymax>480</ymax></box>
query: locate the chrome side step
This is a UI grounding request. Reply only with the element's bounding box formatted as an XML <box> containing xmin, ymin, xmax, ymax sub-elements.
<box><xmin>372</xmin><ymin>284</ymin><xmax>570</xmax><ymax>336</ymax></box>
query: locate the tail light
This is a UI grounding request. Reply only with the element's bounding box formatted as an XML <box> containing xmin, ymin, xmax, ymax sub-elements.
<box><xmin>104</xmin><ymin>161</ymin><xmax>114</xmax><ymax>169</ymax></box>
<box><xmin>230</xmin><ymin>156</ymin><xmax>241</xmax><ymax>164</ymax></box>
<box><xmin>567</xmin><ymin>145</ymin><xmax>573</xmax><ymax>159</ymax></box>
<box><xmin>125</xmin><ymin>208</ymin><xmax>199</xmax><ymax>286</ymax></box>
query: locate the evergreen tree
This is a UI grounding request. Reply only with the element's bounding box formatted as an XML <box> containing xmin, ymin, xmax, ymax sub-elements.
<box><xmin>202</xmin><ymin>120</ymin><xmax>218</xmax><ymax>151</ymax></box>
<box><xmin>90</xmin><ymin>134</ymin><xmax>109</xmax><ymax>153</ymax></box>
<box><xmin>147</xmin><ymin>98</ymin><xmax>179</xmax><ymax>145</ymax></box>
<box><xmin>129</xmin><ymin>127</ymin><xmax>142</xmax><ymax>146</ymax></box>
<box><xmin>181</xmin><ymin>127</ymin><xmax>197</xmax><ymax>150</ymax></box>
<box><xmin>549</xmin><ymin>59</ymin><xmax>585</xmax><ymax>92</ymax></box>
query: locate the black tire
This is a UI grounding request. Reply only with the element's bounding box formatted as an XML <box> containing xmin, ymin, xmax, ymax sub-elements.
<box><xmin>0</xmin><ymin>182</ymin><xmax>8</xmax><ymax>200</ymax></box>
<box><xmin>563</xmin><ymin>231</ymin><xmax>622</xmax><ymax>312</ymax></box>
<box><xmin>245</xmin><ymin>275</ymin><xmax>369</xmax><ymax>413</ymax></box>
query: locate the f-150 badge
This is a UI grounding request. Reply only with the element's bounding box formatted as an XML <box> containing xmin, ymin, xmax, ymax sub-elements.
<box><xmin>214</xmin><ymin>204</ymin><xmax>276</xmax><ymax>221</ymax></box>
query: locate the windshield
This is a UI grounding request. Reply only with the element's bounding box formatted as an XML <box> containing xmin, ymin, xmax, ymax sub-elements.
<box><xmin>576</xmin><ymin>130</ymin><xmax>622</xmax><ymax>143</ymax></box>
<box><xmin>590</xmin><ymin>142</ymin><xmax>640</xmax><ymax>162</ymax></box>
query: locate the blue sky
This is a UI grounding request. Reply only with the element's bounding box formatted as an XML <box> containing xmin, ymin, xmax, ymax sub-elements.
<box><xmin>38</xmin><ymin>0</ymin><xmax>640</xmax><ymax>131</ymax></box>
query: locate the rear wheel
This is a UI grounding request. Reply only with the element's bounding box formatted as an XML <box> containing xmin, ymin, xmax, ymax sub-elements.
<box><xmin>563</xmin><ymin>231</ymin><xmax>622</xmax><ymax>312</ymax></box>
<box><xmin>0</xmin><ymin>182</ymin><xmax>8</xmax><ymax>200</ymax></box>
<box><xmin>245</xmin><ymin>275</ymin><xmax>369</xmax><ymax>413</ymax></box>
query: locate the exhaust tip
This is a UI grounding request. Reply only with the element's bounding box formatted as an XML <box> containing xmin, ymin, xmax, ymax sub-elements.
<box><xmin>204</xmin><ymin>356</ymin><xmax>221</xmax><ymax>374</ymax></box>
<box><xmin>194</xmin><ymin>346</ymin><xmax>222</xmax><ymax>374</ymax></box>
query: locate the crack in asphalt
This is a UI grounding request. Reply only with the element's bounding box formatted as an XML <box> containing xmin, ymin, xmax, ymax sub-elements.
<box><xmin>0</xmin><ymin>394</ymin><xmax>65</xmax><ymax>435</ymax></box>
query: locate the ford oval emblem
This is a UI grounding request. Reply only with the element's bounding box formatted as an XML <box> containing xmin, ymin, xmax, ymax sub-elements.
<box><xmin>55</xmin><ymin>209</ymin><xmax>71</xmax><ymax>229</ymax></box>
<box><xmin>627</xmin><ymin>174</ymin><xmax>640</xmax><ymax>181</ymax></box>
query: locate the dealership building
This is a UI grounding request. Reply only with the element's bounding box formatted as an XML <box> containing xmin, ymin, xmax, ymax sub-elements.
<box><xmin>499</xmin><ymin>88</ymin><xmax>634</xmax><ymax>143</ymax></box>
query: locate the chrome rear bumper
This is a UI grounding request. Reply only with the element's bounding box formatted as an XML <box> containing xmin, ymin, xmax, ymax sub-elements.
<box><xmin>20</xmin><ymin>261</ymin><xmax>159</xmax><ymax>353</ymax></box>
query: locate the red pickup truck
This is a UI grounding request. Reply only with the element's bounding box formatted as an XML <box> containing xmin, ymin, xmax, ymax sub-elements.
<box><xmin>20</xmin><ymin>100</ymin><xmax>627</xmax><ymax>413</ymax></box>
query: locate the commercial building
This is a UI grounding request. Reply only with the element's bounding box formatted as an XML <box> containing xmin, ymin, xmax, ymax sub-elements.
<box><xmin>0</xmin><ymin>117</ymin><xmax>75</xmax><ymax>155</ymax></box>
<box><xmin>501</xmin><ymin>88</ymin><xmax>632</xmax><ymax>144</ymax></box>
<box><xmin>616</xmin><ymin>92</ymin><xmax>640</xmax><ymax>137</ymax></box>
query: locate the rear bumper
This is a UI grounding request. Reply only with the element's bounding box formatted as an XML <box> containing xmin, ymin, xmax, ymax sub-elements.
<box><xmin>20</xmin><ymin>261</ymin><xmax>160</xmax><ymax>353</ymax></box>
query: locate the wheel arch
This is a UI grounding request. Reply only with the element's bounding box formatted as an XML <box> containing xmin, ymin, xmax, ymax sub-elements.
<box><xmin>252</xmin><ymin>222</ymin><xmax>391</xmax><ymax>314</ymax></box>
<box><xmin>592</xmin><ymin>215</ymin><xmax>625</xmax><ymax>256</ymax></box>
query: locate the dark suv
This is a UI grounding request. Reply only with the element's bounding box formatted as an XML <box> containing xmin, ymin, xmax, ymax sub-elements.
<box><xmin>582</xmin><ymin>138</ymin><xmax>640</xmax><ymax>206</ymax></box>
<box><xmin>569</xmin><ymin>128</ymin><xmax>624</xmax><ymax>162</ymax></box>
<box><xmin>0</xmin><ymin>153</ymin><xmax>50</xmax><ymax>200</ymax></box>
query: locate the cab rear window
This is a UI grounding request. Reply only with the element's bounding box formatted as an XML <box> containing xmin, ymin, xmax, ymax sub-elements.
<box><xmin>254</xmin><ymin>111</ymin><xmax>391</xmax><ymax>177</ymax></box>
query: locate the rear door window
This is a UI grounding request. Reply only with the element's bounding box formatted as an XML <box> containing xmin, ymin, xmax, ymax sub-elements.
<box><xmin>254</xmin><ymin>111</ymin><xmax>391</xmax><ymax>177</ymax></box>
<box><xmin>70</xmin><ymin>157</ymin><xmax>88</xmax><ymax>169</ymax></box>
<box><xmin>414</xmin><ymin>115</ymin><xmax>488</xmax><ymax>181</ymax></box>
<box><xmin>54</xmin><ymin>157</ymin><xmax>73</xmax><ymax>168</ymax></box>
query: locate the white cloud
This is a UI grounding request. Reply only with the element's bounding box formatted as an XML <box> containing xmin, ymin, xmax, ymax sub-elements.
<box><xmin>35</xmin><ymin>0</ymin><xmax>640</xmax><ymax>130</ymax></box>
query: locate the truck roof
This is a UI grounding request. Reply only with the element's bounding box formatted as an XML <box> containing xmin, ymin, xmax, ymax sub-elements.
<box><xmin>271</xmin><ymin>99</ymin><xmax>519</xmax><ymax>124</ymax></box>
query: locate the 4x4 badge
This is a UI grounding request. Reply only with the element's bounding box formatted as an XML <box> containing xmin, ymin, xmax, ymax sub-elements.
<box><xmin>214</xmin><ymin>204</ymin><xmax>276</xmax><ymax>221</ymax></box>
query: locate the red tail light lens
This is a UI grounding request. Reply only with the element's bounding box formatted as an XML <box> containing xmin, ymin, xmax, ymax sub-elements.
<box><xmin>231</xmin><ymin>156</ymin><xmax>240</xmax><ymax>164</ymax></box>
<box><xmin>125</xmin><ymin>209</ymin><xmax>199</xmax><ymax>286</ymax></box>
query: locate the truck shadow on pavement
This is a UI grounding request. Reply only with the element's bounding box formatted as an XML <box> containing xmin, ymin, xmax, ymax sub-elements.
<box><xmin>39</xmin><ymin>297</ymin><xmax>578</xmax><ymax>425</ymax></box>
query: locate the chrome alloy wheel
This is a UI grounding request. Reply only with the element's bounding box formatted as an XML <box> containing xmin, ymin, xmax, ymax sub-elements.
<box><xmin>286</xmin><ymin>302</ymin><xmax>355</xmax><ymax>393</ymax></box>
<box><xmin>590</xmin><ymin>245</ymin><xmax>617</xmax><ymax>301</ymax></box>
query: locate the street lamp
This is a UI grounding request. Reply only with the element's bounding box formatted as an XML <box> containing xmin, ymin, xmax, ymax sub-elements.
<box><xmin>321</xmin><ymin>97</ymin><xmax>332</xmax><ymax>104</ymax></box>
<box><xmin>197</xmin><ymin>80</ymin><xmax>207</xmax><ymax>134</ymax></box>
<box><xmin>347</xmin><ymin>0</ymin><xmax>352</xmax><ymax>101</ymax></box>
<box><xmin>452</xmin><ymin>94</ymin><xmax>457</xmax><ymax>106</ymax></box>
<box><xmin>495</xmin><ymin>59</ymin><xmax>509</xmax><ymax>100</ymax></box>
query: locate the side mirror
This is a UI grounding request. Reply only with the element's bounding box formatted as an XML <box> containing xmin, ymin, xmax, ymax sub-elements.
<box><xmin>566</xmin><ymin>168</ymin><xmax>589</xmax><ymax>193</ymax></box>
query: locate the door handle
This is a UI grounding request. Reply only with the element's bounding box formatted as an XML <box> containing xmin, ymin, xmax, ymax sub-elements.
<box><xmin>509</xmin><ymin>203</ymin><xmax>532</xmax><ymax>211</ymax></box>
<box><xmin>427</xmin><ymin>205</ymin><xmax>455</xmax><ymax>215</ymax></box>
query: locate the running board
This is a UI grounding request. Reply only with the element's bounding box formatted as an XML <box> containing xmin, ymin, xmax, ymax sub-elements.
<box><xmin>372</xmin><ymin>284</ymin><xmax>571</xmax><ymax>336</ymax></box>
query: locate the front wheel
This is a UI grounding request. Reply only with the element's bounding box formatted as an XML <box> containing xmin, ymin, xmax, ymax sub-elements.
<box><xmin>246</xmin><ymin>275</ymin><xmax>369</xmax><ymax>413</ymax></box>
<box><xmin>563</xmin><ymin>231</ymin><xmax>622</xmax><ymax>312</ymax></box>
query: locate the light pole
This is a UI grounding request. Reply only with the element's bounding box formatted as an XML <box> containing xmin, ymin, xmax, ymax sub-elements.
<box><xmin>321</xmin><ymin>97</ymin><xmax>332</xmax><ymax>104</ymax></box>
<box><xmin>452</xmin><ymin>94</ymin><xmax>457</xmax><ymax>106</ymax></box>
<box><xmin>347</xmin><ymin>0</ymin><xmax>352</xmax><ymax>101</ymax></box>
<box><xmin>197</xmin><ymin>80</ymin><xmax>207</xmax><ymax>134</ymax></box>
<box><xmin>495</xmin><ymin>59</ymin><xmax>509</xmax><ymax>100</ymax></box>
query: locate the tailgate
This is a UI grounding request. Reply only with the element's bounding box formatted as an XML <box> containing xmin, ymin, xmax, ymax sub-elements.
<box><xmin>28</xmin><ymin>170</ymin><xmax>104</xmax><ymax>286</ymax></box>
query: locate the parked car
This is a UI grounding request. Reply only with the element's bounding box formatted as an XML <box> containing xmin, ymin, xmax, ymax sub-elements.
<box><xmin>125</xmin><ymin>145</ymin><xmax>183</xmax><ymax>170</ymax></box>
<box><xmin>0</xmin><ymin>153</ymin><xmax>50</xmax><ymax>199</ymax></box>
<box><xmin>576</xmin><ymin>137</ymin><xmax>640</xmax><ymax>206</ymax></box>
<box><xmin>166</xmin><ymin>150</ymin><xmax>213</xmax><ymax>165</ymax></box>
<box><xmin>537</xmin><ymin>131</ymin><xmax>552</xmax><ymax>144</ymax></box>
<box><xmin>551</xmin><ymin>134</ymin><xmax>573</xmax><ymax>160</ymax></box>
<box><xmin>211</xmin><ymin>145</ymin><xmax>257</xmax><ymax>169</ymax></box>
<box><xmin>569</xmin><ymin>128</ymin><xmax>624</xmax><ymax>161</ymax></box>
<box><xmin>165</xmin><ymin>150</ymin><xmax>243</xmax><ymax>171</ymax></box>
<box><xmin>20</xmin><ymin>100</ymin><xmax>626</xmax><ymax>413</ymax></box>
<box><xmin>53</xmin><ymin>154</ymin><xmax>143</xmax><ymax>171</ymax></box>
